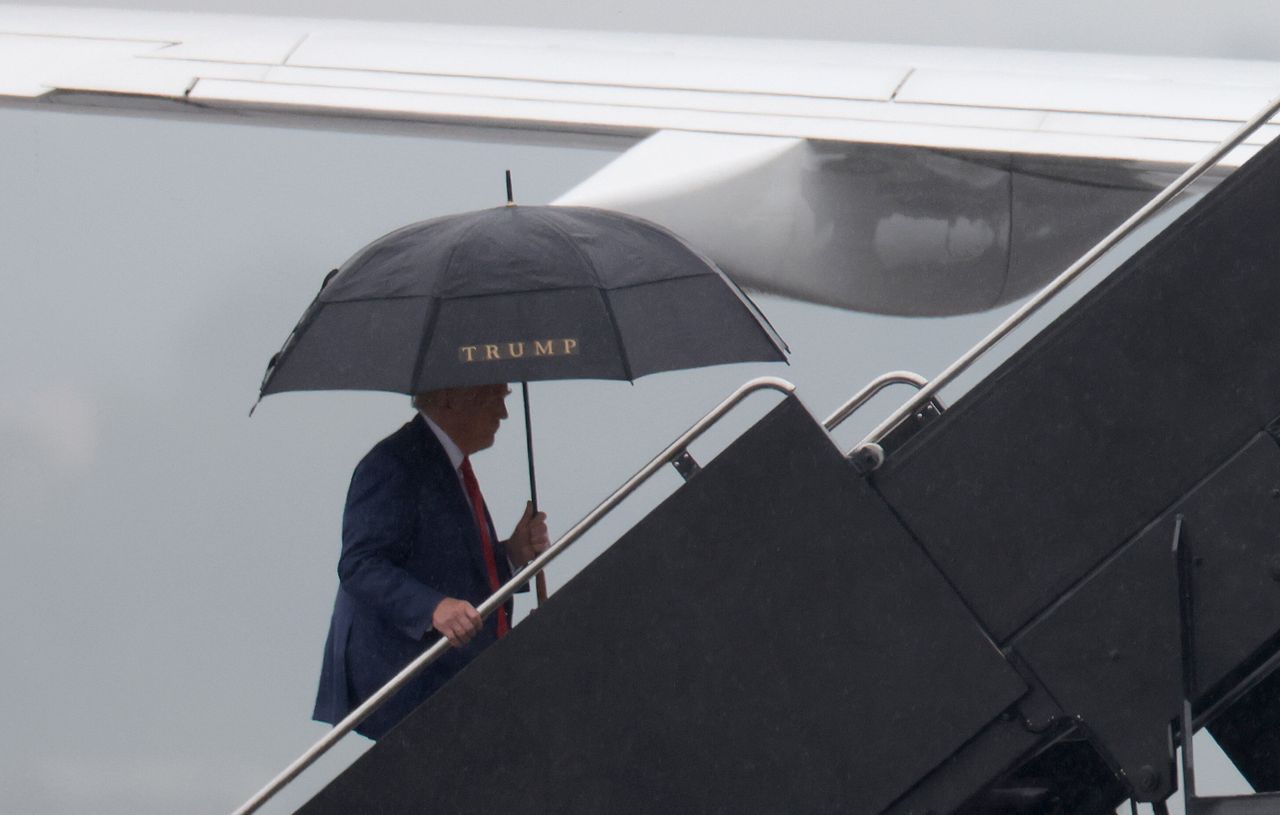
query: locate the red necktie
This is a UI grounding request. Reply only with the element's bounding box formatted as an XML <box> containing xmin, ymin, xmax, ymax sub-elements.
<box><xmin>460</xmin><ymin>457</ymin><xmax>509</xmax><ymax>638</ymax></box>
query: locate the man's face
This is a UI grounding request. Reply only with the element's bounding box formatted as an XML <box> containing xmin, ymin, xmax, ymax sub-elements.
<box><xmin>453</xmin><ymin>384</ymin><xmax>511</xmax><ymax>454</ymax></box>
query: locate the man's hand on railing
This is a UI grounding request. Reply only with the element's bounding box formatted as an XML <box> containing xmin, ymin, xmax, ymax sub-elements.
<box><xmin>432</xmin><ymin>598</ymin><xmax>483</xmax><ymax>646</ymax></box>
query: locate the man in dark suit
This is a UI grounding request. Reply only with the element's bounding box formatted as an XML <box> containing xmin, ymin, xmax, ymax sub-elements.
<box><xmin>312</xmin><ymin>383</ymin><xmax>549</xmax><ymax>739</ymax></box>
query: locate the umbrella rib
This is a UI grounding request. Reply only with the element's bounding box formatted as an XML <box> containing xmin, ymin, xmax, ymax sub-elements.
<box><xmin>408</xmin><ymin>297</ymin><xmax>442</xmax><ymax>394</ymax></box>
<box><xmin>642</xmin><ymin>230</ymin><xmax>792</xmax><ymax>354</ymax></box>
<box><xmin>527</xmin><ymin>208</ymin><xmax>637</xmax><ymax>379</ymax></box>
<box><xmin>526</xmin><ymin>208</ymin><xmax>608</xmax><ymax>289</ymax></box>
<box><xmin>437</xmin><ymin>214</ymin><xmax>494</xmax><ymax>297</ymax></box>
<box><xmin>598</xmin><ymin>288</ymin><xmax>635</xmax><ymax>381</ymax></box>
<box><xmin>703</xmin><ymin>271</ymin><xmax>792</xmax><ymax>355</ymax></box>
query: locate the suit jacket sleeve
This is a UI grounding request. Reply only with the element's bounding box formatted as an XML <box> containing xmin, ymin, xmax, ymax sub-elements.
<box><xmin>338</xmin><ymin>448</ymin><xmax>443</xmax><ymax>641</ymax></box>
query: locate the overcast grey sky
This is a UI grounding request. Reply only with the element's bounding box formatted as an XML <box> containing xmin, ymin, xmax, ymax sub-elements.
<box><xmin>1</xmin><ymin>2</ymin><xmax>1269</xmax><ymax>813</ymax></box>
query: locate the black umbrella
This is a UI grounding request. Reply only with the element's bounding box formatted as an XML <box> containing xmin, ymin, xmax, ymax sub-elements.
<box><xmin>258</xmin><ymin>210</ymin><xmax>786</xmax><ymax>394</ymax></box>
<box><xmin>256</xmin><ymin>197</ymin><xmax>788</xmax><ymax>596</ymax></box>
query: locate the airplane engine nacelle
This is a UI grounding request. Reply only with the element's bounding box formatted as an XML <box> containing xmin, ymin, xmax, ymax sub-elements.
<box><xmin>558</xmin><ymin>130</ymin><xmax>1173</xmax><ymax>316</ymax></box>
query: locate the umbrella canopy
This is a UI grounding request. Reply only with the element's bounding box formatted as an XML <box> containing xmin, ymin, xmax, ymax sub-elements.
<box><xmin>258</xmin><ymin>205</ymin><xmax>787</xmax><ymax>398</ymax></box>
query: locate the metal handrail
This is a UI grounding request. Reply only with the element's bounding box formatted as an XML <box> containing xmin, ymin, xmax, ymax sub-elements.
<box><xmin>860</xmin><ymin>91</ymin><xmax>1280</xmax><ymax>456</ymax></box>
<box><xmin>822</xmin><ymin>370</ymin><xmax>934</xmax><ymax>433</ymax></box>
<box><xmin>230</xmin><ymin>375</ymin><xmax>797</xmax><ymax>815</ymax></box>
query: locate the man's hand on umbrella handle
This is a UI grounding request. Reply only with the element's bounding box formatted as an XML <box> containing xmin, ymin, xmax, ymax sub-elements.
<box><xmin>505</xmin><ymin>501</ymin><xmax>549</xmax><ymax>568</ymax></box>
<box><xmin>432</xmin><ymin>598</ymin><xmax>482</xmax><ymax>647</ymax></box>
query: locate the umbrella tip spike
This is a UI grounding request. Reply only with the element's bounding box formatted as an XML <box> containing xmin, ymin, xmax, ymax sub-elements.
<box><xmin>505</xmin><ymin>169</ymin><xmax>515</xmax><ymax>207</ymax></box>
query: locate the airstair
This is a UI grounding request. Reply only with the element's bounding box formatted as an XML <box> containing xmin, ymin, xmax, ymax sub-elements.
<box><xmin>245</xmin><ymin>101</ymin><xmax>1280</xmax><ymax>814</ymax></box>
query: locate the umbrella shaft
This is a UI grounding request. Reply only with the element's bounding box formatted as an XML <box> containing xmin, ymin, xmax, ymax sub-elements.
<box><xmin>523</xmin><ymin>381</ymin><xmax>537</xmax><ymax>513</ymax></box>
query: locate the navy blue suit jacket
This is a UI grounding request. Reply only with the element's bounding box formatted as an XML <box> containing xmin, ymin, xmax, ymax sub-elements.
<box><xmin>312</xmin><ymin>415</ymin><xmax>515</xmax><ymax>739</ymax></box>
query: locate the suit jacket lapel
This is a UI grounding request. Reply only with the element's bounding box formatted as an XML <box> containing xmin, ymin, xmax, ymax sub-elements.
<box><xmin>410</xmin><ymin>415</ymin><xmax>495</xmax><ymax>586</ymax></box>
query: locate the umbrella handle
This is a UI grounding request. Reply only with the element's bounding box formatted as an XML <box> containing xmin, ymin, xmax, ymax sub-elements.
<box><xmin>523</xmin><ymin>381</ymin><xmax>550</xmax><ymax>605</ymax></box>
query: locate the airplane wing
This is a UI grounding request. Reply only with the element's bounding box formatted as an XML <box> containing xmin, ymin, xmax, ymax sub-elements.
<box><xmin>4</xmin><ymin>4</ymin><xmax>1278</xmax><ymax>314</ymax></box>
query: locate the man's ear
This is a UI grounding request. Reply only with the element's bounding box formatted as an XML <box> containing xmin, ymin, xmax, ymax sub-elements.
<box><xmin>453</xmin><ymin>389</ymin><xmax>481</xmax><ymax>409</ymax></box>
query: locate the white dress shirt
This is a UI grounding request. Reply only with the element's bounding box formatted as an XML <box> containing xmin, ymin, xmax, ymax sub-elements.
<box><xmin>420</xmin><ymin>410</ymin><xmax>473</xmax><ymax>513</ymax></box>
<box><xmin>420</xmin><ymin>411</ymin><xmax>513</xmax><ymax>568</ymax></box>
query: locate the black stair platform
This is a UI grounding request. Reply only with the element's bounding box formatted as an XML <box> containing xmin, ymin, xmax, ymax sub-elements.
<box><xmin>297</xmin><ymin>396</ymin><xmax>1025</xmax><ymax>815</ymax></box>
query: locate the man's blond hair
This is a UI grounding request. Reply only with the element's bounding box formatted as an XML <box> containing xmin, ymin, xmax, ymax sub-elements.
<box><xmin>412</xmin><ymin>384</ymin><xmax>508</xmax><ymax>414</ymax></box>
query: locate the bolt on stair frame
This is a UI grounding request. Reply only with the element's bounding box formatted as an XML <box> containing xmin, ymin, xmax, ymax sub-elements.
<box><xmin>230</xmin><ymin>375</ymin><xmax>796</xmax><ymax>815</ymax></box>
<box><xmin>860</xmin><ymin>92</ymin><xmax>1280</xmax><ymax>464</ymax></box>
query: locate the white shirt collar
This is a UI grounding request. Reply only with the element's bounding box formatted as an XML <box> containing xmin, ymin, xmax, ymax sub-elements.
<box><xmin>420</xmin><ymin>411</ymin><xmax>466</xmax><ymax>471</ymax></box>
<box><xmin>421</xmin><ymin>411</ymin><xmax>487</xmax><ymax>522</ymax></box>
